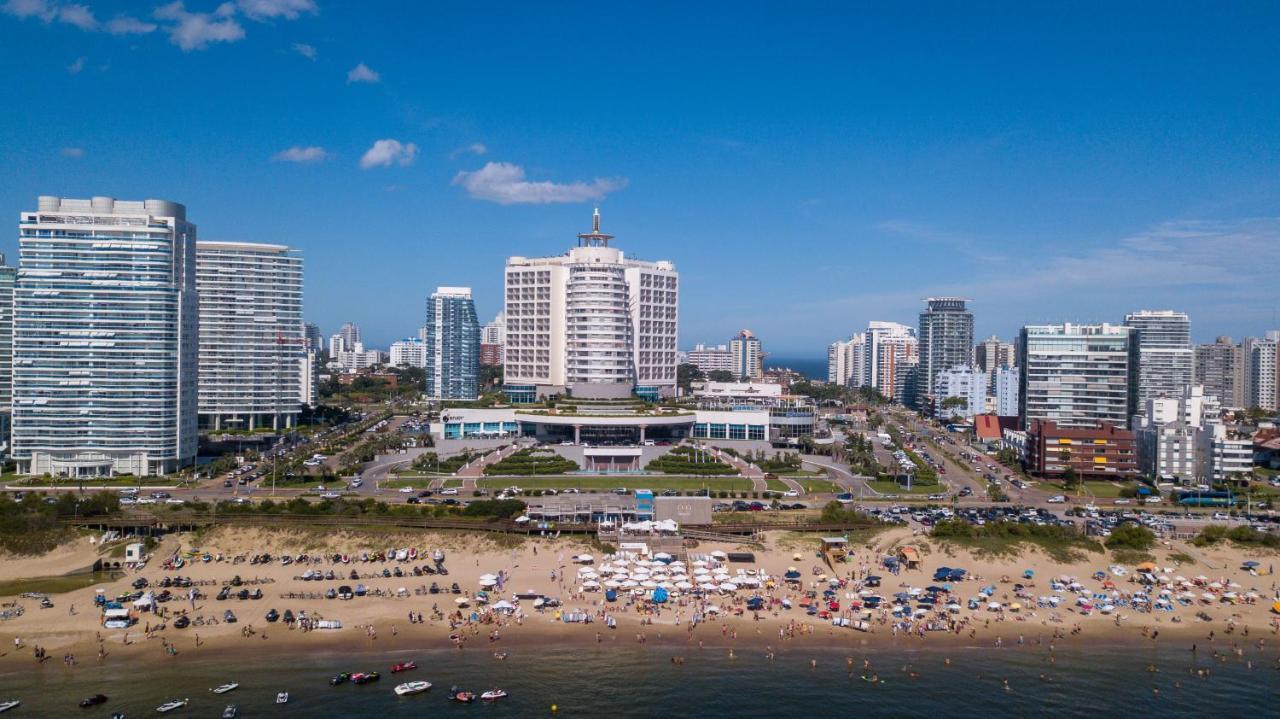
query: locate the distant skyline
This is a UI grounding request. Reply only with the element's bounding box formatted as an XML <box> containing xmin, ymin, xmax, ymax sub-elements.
<box><xmin>2</xmin><ymin>3</ymin><xmax>1279</xmax><ymax>352</ymax></box>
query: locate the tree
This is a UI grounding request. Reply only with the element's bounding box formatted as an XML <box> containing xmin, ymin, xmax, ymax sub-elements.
<box><xmin>1061</xmin><ymin>466</ymin><xmax>1079</xmax><ymax>488</ymax></box>
<box><xmin>1105</xmin><ymin>523</ymin><xmax>1155</xmax><ymax>551</ymax></box>
<box><xmin>479</xmin><ymin>364</ymin><xmax>504</xmax><ymax>389</ymax></box>
<box><xmin>708</xmin><ymin>370</ymin><xmax>737</xmax><ymax>383</ymax></box>
<box><xmin>677</xmin><ymin>363</ymin><xmax>704</xmax><ymax>393</ymax></box>
<box><xmin>941</xmin><ymin>396</ymin><xmax>968</xmax><ymax>410</ymax></box>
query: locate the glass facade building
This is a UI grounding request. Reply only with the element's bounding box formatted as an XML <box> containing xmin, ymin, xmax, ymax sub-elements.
<box><xmin>12</xmin><ymin>196</ymin><xmax>197</xmax><ymax>477</ymax></box>
<box><xmin>1017</xmin><ymin>323</ymin><xmax>1135</xmax><ymax>431</ymax></box>
<box><xmin>0</xmin><ymin>257</ymin><xmax>15</xmax><ymax>457</ymax></box>
<box><xmin>425</xmin><ymin>286</ymin><xmax>480</xmax><ymax>400</ymax></box>
<box><xmin>196</xmin><ymin>241</ymin><xmax>304</xmax><ymax>431</ymax></box>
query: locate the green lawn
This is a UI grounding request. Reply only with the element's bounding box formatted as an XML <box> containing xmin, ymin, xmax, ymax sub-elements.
<box><xmin>381</xmin><ymin>478</ymin><xmax>437</xmax><ymax>489</ymax></box>
<box><xmin>1044</xmin><ymin>481</ymin><xmax>1134</xmax><ymax>498</ymax></box>
<box><xmin>476</xmin><ymin>476</ymin><xmax>754</xmax><ymax>492</ymax></box>
<box><xmin>797</xmin><ymin>479</ymin><xmax>843</xmax><ymax>494</ymax></box>
<box><xmin>779</xmin><ymin>469</ymin><xmax>825</xmax><ymax>477</ymax></box>
<box><xmin>12</xmin><ymin>476</ymin><xmax>189</xmax><ymax>487</ymax></box>
<box><xmin>764</xmin><ymin>479</ymin><xmax>789</xmax><ymax>493</ymax></box>
<box><xmin>867</xmin><ymin>480</ymin><xmax>938</xmax><ymax>495</ymax></box>
<box><xmin>442</xmin><ymin>479</ymin><xmax>463</xmax><ymax>488</ymax></box>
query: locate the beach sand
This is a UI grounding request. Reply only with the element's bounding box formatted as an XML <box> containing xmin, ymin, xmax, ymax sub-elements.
<box><xmin>1</xmin><ymin>525</ymin><xmax>1277</xmax><ymax>671</ymax></box>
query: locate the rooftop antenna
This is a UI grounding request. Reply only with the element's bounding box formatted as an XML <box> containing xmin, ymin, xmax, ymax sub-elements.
<box><xmin>577</xmin><ymin>207</ymin><xmax>614</xmax><ymax>247</ymax></box>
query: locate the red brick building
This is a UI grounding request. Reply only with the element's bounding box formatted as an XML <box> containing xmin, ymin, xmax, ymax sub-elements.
<box><xmin>1026</xmin><ymin>420</ymin><xmax>1138</xmax><ymax>479</ymax></box>
<box><xmin>480</xmin><ymin>343</ymin><xmax>503</xmax><ymax>367</ymax></box>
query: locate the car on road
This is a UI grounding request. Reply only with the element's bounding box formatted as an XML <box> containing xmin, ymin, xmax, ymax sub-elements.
<box><xmin>927</xmin><ymin>493</ymin><xmax>946</xmax><ymax>501</ymax></box>
<box><xmin>150</xmin><ymin>491</ymin><xmax>171</xmax><ymax>499</ymax></box>
<box><xmin>398</xmin><ymin>487</ymin><xmax>413</xmax><ymax>494</ymax></box>
<box><xmin>406</xmin><ymin>497</ymin><xmax>420</xmax><ymax>504</ymax></box>
<box><xmin>1144</xmin><ymin>497</ymin><xmax>1161</xmax><ymax>504</ymax></box>
<box><xmin>320</xmin><ymin>492</ymin><xmax>341</xmax><ymax>499</ymax></box>
<box><xmin>958</xmin><ymin>487</ymin><xmax>974</xmax><ymax>497</ymax></box>
<box><xmin>1114</xmin><ymin>498</ymin><xmax>1130</xmax><ymax>505</ymax></box>
<box><xmin>783</xmin><ymin>490</ymin><xmax>799</xmax><ymax>498</ymax></box>
<box><xmin>835</xmin><ymin>492</ymin><xmax>854</xmax><ymax>503</ymax></box>
<box><xmin>1046</xmin><ymin>495</ymin><xmax>1066</xmax><ymax>503</ymax></box>
<box><xmin>439</xmin><ymin>488</ymin><xmax>458</xmax><ymax>496</ymax></box>
<box><xmin>441</xmin><ymin>498</ymin><xmax>461</xmax><ymax>506</ymax></box>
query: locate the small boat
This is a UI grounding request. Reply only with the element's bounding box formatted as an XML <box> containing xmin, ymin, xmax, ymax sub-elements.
<box><xmin>448</xmin><ymin>686</ymin><xmax>476</xmax><ymax>703</ymax></box>
<box><xmin>391</xmin><ymin>661</ymin><xmax>417</xmax><ymax>673</ymax></box>
<box><xmin>329</xmin><ymin>673</ymin><xmax>350</xmax><ymax>686</ymax></box>
<box><xmin>492</xmin><ymin>652</ymin><xmax>508</xmax><ymax>660</ymax></box>
<box><xmin>0</xmin><ymin>701</ymin><xmax>18</xmax><ymax>714</ymax></box>
<box><xmin>156</xmin><ymin>698</ymin><xmax>188</xmax><ymax>712</ymax></box>
<box><xmin>211</xmin><ymin>682</ymin><xmax>239</xmax><ymax>694</ymax></box>
<box><xmin>221</xmin><ymin>705</ymin><xmax>238</xmax><ymax>718</ymax></box>
<box><xmin>352</xmin><ymin>672</ymin><xmax>381</xmax><ymax>685</ymax></box>
<box><xmin>395</xmin><ymin>549</ymin><xmax>408</xmax><ymax>562</ymax></box>
<box><xmin>407</xmin><ymin>547</ymin><xmax>418</xmax><ymax>560</ymax></box>
<box><xmin>432</xmin><ymin>549</ymin><xmax>445</xmax><ymax>562</ymax></box>
<box><xmin>481</xmin><ymin>689</ymin><xmax>507</xmax><ymax>701</ymax></box>
<box><xmin>276</xmin><ymin>691</ymin><xmax>289</xmax><ymax>704</ymax></box>
<box><xmin>394</xmin><ymin>681</ymin><xmax>432</xmax><ymax>696</ymax></box>
<box><xmin>79</xmin><ymin>693</ymin><xmax>109</xmax><ymax>707</ymax></box>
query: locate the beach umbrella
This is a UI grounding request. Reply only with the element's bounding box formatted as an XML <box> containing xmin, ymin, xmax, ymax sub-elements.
<box><xmin>691</xmin><ymin>560</ymin><xmax>709</xmax><ymax>567</ymax></box>
<box><xmin>479</xmin><ymin>573</ymin><xmax>498</xmax><ymax>581</ymax></box>
<box><xmin>621</xmin><ymin>580</ymin><xmax>640</xmax><ymax>588</ymax></box>
<box><xmin>693</xmin><ymin>567</ymin><xmax>710</xmax><ymax>575</ymax></box>
<box><xmin>1208</xmin><ymin>582</ymin><xmax>1223</xmax><ymax>590</ymax></box>
<box><xmin>699</xmin><ymin>582</ymin><xmax>718</xmax><ymax>590</ymax></box>
<box><xmin>1242</xmin><ymin>561</ymin><xmax>1260</xmax><ymax>568</ymax></box>
<box><xmin>1272</xmin><ymin>601</ymin><xmax>1280</xmax><ymax>614</ymax></box>
<box><xmin>604</xmin><ymin>579</ymin><xmax>622</xmax><ymax>588</ymax></box>
<box><xmin>705</xmin><ymin>605</ymin><xmax>721</xmax><ymax>613</ymax></box>
<box><xmin>641</xmin><ymin>580</ymin><xmax>658</xmax><ymax>589</ymax></box>
<box><xmin>478</xmin><ymin>578</ymin><xmax>497</xmax><ymax>587</ymax></box>
<box><xmin>720</xmin><ymin>582</ymin><xmax>739</xmax><ymax>592</ymax></box>
<box><xmin>710</xmin><ymin>551</ymin><xmax>728</xmax><ymax>559</ymax></box>
<box><xmin>576</xmin><ymin>554</ymin><xmax>594</xmax><ymax>564</ymax></box>
<box><xmin>987</xmin><ymin>601</ymin><xmax>1002</xmax><ymax>610</ymax></box>
<box><xmin>1136</xmin><ymin>562</ymin><xmax>1157</xmax><ymax>572</ymax></box>
<box><xmin>455</xmin><ymin>597</ymin><xmax>470</xmax><ymax>606</ymax></box>
<box><xmin>675</xmin><ymin>581</ymin><xmax>694</xmax><ymax>590</ymax></box>
<box><xmin>653</xmin><ymin>552</ymin><xmax>673</xmax><ymax>562</ymax></box>
<box><xmin>792</xmin><ymin>553</ymin><xmax>804</xmax><ymax>561</ymax></box>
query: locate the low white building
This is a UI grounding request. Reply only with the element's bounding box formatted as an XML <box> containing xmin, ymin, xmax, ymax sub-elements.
<box><xmin>333</xmin><ymin>342</ymin><xmax>383</xmax><ymax>371</ymax></box>
<box><xmin>1196</xmin><ymin>423</ymin><xmax>1254</xmax><ymax>484</ymax></box>
<box><xmin>389</xmin><ymin>337</ymin><xmax>427</xmax><ymax>368</ymax></box>
<box><xmin>933</xmin><ymin>366</ymin><xmax>987</xmax><ymax>422</ymax></box>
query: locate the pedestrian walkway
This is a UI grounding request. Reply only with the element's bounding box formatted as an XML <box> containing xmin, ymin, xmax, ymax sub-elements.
<box><xmin>454</xmin><ymin>444</ymin><xmax>522</xmax><ymax>490</ymax></box>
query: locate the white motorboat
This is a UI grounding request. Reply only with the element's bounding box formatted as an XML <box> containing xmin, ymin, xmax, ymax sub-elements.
<box><xmin>221</xmin><ymin>705</ymin><xmax>238</xmax><ymax>718</ymax></box>
<box><xmin>394</xmin><ymin>681</ymin><xmax>432</xmax><ymax>696</ymax></box>
<box><xmin>481</xmin><ymin>689</ymin><xmax>508</xmax><ymax>701</ymax></box>
<box><xmin>0</xmin><ymin>700</ymin><xmax>20</xmax><ymax>713</ymax></box>
<box><xmin>395</xmin><ymin>549</ymin><xmax>408</xmax><ymax>561</ymax></box>
<box><xmin>276</xmin><ymin>691</ymin><xmax>289</xmax><ymax>704</ymax></box>
<box><xmin>211</xmin><ymin>682</ymin><xmax>239</xmax><ymax>694</ymax></box>
<box><xmin>432</xmin><ymin>549</ymin><xmax>445</xmax><ymax>561</ymax></box>
<box><xmin>156</xmin><ymin>698</ymin><xmax>189</xmax><ymax>712</ymax></box>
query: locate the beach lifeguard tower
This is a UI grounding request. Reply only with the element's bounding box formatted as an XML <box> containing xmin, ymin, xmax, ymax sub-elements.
<box><xmin>820</xmin><ymin>537</ymin><xmax>849</xmax><ymax>568</ymax></box>
<box><xmin>897</xmin><ymin>545</ymin><xmax>921</xmax><ymax>570</ymax></box>
<box><xmin>124</xmin><ymin>542</ymin><xmax>146</xmax><ymax>563</ymax></box>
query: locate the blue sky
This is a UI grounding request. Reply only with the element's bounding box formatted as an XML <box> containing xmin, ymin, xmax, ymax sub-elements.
<box><xmin>2</xmin><ymin>2</ymin><xmax>1279</xmax><ymax>355</ymax></box>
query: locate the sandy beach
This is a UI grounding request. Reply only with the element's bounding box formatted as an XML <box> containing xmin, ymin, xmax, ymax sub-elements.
<box><xmin>2</xmin><ymin>526</ymin><xmax>1278</xmax><ymax>673</ymax></box>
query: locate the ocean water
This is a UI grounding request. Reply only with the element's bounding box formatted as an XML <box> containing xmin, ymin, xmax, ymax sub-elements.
<box><xmin>1</xmin><ymin>640</ymin><xmax>1274</xmax><ymax>717</ymax></box>
<box><xmin>764</xmin><ymin>357</ymin><xmax>826</xmax><ymax>381</ymax></box>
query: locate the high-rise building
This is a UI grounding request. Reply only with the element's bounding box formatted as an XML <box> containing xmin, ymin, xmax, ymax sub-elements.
<box><xmin>686</xmin><ymin>344</ymin><xmax>734</xmax><ymax>376</ymax></box>
<box><xmin>1017</xmin><ymin>322</ymin><xmax>1135</xmax><ymax>430</ymax></box>
<box><xmin>389</xmin><ymin>337</ymin><xmax>428</xmax><ymax>368</ymax></box>
<box><xmin>915</xmin><ymin>297</ymin><xmax>974</xmax><ymax>410</ymax></box>
<box><xmin>502</xmin><ymin>210</ymin><xmax>679</xmax><ymax>402</ymax></box>
<box><xmin>1242</xmin><ymin>335</ymin><xmax>1279</xmax><ymax>411</ymax></box>
<box><xmin>196</xmin><ymin>242</ymin><xmax>303</xmax><ymax>431</ymax></box>
<box><xmin>827</xmin><ymin>333</ymin><xmax>865</xmax><ymax>387</ymax></box>
<box><xmin>730</xmin><ymin>329</ymin><xmax>763</xmax><ymax>381</ymax></box>
<box><xmin>974</xmin><ymin>335</ymin><xmax>1015</xmax><ymax>374</ymax></box>
<box><xmin>1195</xmin><ymin>337</ymin><xmax>1245</xmax><ymax>409</ymax></box>
<box><xmin>13</xmin><ymin>196</ymin><xmax>197</xmax><ymax>477</ymax></box>
<box><xmin>333</xmin><ymin>342</ymin><xmax>383</xmax><ymax>371</ymax></box>
<box><xmin>1133</xmin><ymin>385</ymin><xmax>1217</xmax><ymax>483</ymax></box>
<box><xmin>0</xmin><ymin>255</ymin><xmax>15</xmax><ymax>456</ymax></box>
<box><xmin>994</xmin><ymin>366</ymin><xmax>1020</xmax><ymax>417</ymax></box>
<box><xmin>1124</xmin><ymin>310</ymin><xmax>1193</xmax><ymax>410</ymax></box>
<box><xmin>425</xmin><ymin>287</ymin><xmax>480</xmax><ymax>400</ymax></box>
<box><xmin>933</xmin><ymin>365</ymin><xmax>987</xmax><ymax>421</ymax></box>
<box><xmin>480</xmin><ymin>311</ymin><xmax>505</xmax><ymax>366</ymax></box>
<box><xmin>863</xmin><ymin>321</ymin><xmax>917</xmax><ymax>399</ymax></box>
<box><xmin>304</xmin><ymin>323</ymin><xmax>322</xmax><ymax>353</ymax></box>
<box><xmin>328</xmin><ymin>322</ymin><xmax>360</xmax><ymax>356</ymax></box>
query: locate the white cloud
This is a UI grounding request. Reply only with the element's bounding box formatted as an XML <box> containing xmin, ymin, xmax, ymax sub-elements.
<box><xmin>154</xmin><ymin>1</ymin><xmax>245</xmax><ymax>51</ymax></box>
<box><xmin>60</xmin><ymin>146</ymin><xmax>84</xmax><ymax>158</ymax></box>
<box><xmin>66</xmin><ymin>56</ymin><xmax>84</xmax><ymax>73</ymax></box>
<box><xmin>291</xmin><ymin>41</ymin><xmax>315</xmax><ymax>60</ymax></box>
<box><xmin>236</xmin><ymin>0</ymin><xmax>315</xmax><ymax>20</ymax></box>
<box><xmin>449</xmin><ymin>142</ymin><xmax>487</xmax><ymax>159</ymax></box>
<box><xmin>346</xmin><ymin>62</ymin><xmax>379</xmax><ymax>84</ymax></box>
<box><xmin>2</xmin><ymin>0</ymin><xmax>56</xmax><ymax>22</ymax></box>
<box><xmin>359</xmin><ymin>139</ymin><xmax>417</xmax><ymax>169</ymax></box>
<box><xmin>56</xmin><ymin>2</ymin><xmax>94</xmax><ymax>29</ymax></box>
<box><xmin>105</xmin><ymin>15</ymin><xmax>156</xmax><ymax>34</ymax></box>
<box><xmin>452</xmin><ymin>162</ymin><xmax>628</xmax><ymax>205</ymax></box>
<box><xmin>272</xmin><ymin>145</ymin><xmax>328</xmax><ymax>163</ymax></box>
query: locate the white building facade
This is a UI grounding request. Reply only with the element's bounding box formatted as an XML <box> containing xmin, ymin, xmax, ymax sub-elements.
<box><xmin>1125</xmin><ymin>310</ymin><xmax>1193</xmax><ymax>410</ymax></box>
<box><xmin>863</xmin><ymin>321</ymin><xmax>917</xmax><ymax>398</ymax></box>
<box><xmin>827</xmin><ymin>333</ymin><xmax>865</xmax><ymax>387</ymax></box>
<box><xmin>1017</xmin><ymin>322</ymin><xmax>1134</xmax><ymax>430</ymax></box>
<box><xmin>933</xmin><ymin>365</ymin><xmax>987</xmax><ymax>421</ymax></box>
<box><xmin>196</xmin><ymin>241</ymin><xmax>304</xmax><ymax>431</ymax></box>
<box><xmin>12</xmin><ymin>197</ymin><xmax>198</xmax><ymax>476</ymax></box>
<box><xmin>994</xmin><ymin>366</ymin><xmax>1020</xmax><ymax>417</ymax></box>
<box><xmin>730</xmin><ymin>330</ymin><xmax>763</xmax><ymax>381</ymax></box>
<box><xmin>503</xmin><ymin>210</ymin><xmax>678</xmax><ymax>402</ymax></box>
<box><xmin>1242</xmin><ymin>336</ymin><xmax>1279</xmax><ymax>411</ymax></box>
<box><xmin>686</xmin><ymin>343</ymin><xmax>734</xmax><ymax>376</ymax></box>
<box><xmin>389</xmin><ymin>337</ymin><xmax>428</xmax><ymax>368</ymax></box>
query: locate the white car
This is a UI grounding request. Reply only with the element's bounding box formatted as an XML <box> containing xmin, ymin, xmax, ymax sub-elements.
<box><xmin>784</xmin><ymin>490</ymin><xmax>800</xmax><ymax>498</ymax></box>
<box><xmin>320</xmin><ymin>492</ymin><xmax>341</xmax><ymax>500</ymax></box>
<box><xmin>398</xmin><ymin>487</ymin><xmax>413</xmax><ymax>494</ymax></box>
<box><xmin>1144</xmin><ymin>496</ymin><xmax>1161</xmax><ymax>504</ymax></box>
<box><xmin>439</xmin><ymin>488</ymin><xmax>459</xmax><ymax>496</ymax></box>
<box><xmin>1046</xmin><ymin>495</ymin><xmax>1066</xmax><ymax>504</ymax></box>
<box><xmin>164</xmin><ymin>498</ymin><xmax>185</xmax><ymax>505</ymax></box>
<box><xmin>1113</xmin><ymin>498</ymin><xmax>1130</xmax><ymax>505</ymax></box>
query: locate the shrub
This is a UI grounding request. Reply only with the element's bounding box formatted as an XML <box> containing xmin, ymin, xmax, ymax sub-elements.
<box><xmin>1105</xmin><ymin>523</ymin><xmax>1155</xmax><ymax>551</ymax></box>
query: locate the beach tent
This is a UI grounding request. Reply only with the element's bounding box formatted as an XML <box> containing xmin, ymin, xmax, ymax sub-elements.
<box><xmin>652</xmin><ymin>587</ymin><xmax>669</xmax><ymax>604</ymax></box>
<box><xmin>1136</xmin><ymin>562</ymin><xmax>1158</xmax><ymax>572</ymax></box>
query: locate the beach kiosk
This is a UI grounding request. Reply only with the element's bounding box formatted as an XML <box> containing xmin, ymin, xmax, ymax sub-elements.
<box><xmin>820</xmin><ymin>537</ymin><xmax>849</xmax><ymax>568</ymax></box>
<box><xmin>124</xmin><ymin>543</ymin><xmax>146</xmax><ymax>563</ymax></box>
<box><xmin>897</xmin><ymin>545</ymin><xmax>922</xmax><ymax>570</ymax></box>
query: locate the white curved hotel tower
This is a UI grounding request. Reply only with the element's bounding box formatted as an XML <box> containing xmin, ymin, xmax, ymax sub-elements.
<box><xmin>196</xmin><ymin>241</ymin><xmax>304</xmax><ymax>430</ymax></box>
<box><xmin>502</xmin><ymin>210</ymin><xmax>678</xmax><ymax>402</ymax></box>
<box><xmin>12</xmin><ymin>196</ymin><xmax>198</xmax><ymax>477</ymax></box>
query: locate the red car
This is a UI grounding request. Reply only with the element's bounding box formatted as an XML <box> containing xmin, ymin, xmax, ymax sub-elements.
<box><xmin>391</xmin><ymin>661</ymin><xmax>416</xmax><ymax>673</ymax></box>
